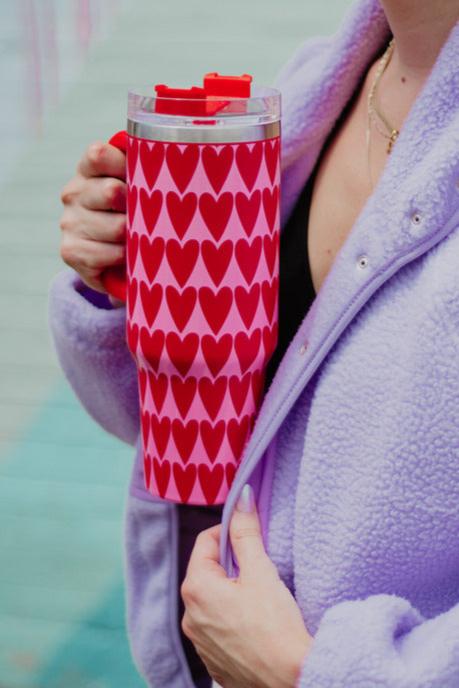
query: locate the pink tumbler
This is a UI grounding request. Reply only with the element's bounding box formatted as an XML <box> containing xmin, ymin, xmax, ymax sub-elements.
<box><xmin>103</xmin><ymin>73</ymin><xmax>281</xmax><ymax>505</ymax></box>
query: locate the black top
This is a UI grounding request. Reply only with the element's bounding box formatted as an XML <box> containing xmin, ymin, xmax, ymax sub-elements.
<box><xmin>264</xmin><ymin>164</ymin><xmax>318</xmax><ymax>389</ymax></box>
<box><xmin>264</xmin><ymin>72</ymin><xmax>364</xmax><ymax>389</ymax></box>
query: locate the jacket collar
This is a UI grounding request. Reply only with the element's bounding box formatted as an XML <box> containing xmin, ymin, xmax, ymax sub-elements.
<box><xmin>220</xmin><ymin>0</ymin><xmax>459</xmax><ymax>574</ymax></box>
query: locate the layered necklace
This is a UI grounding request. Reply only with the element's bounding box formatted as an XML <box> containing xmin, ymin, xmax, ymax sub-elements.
<box><xmin>366</xmin><ymin>37</ymin><xmax>399</xmax><ymax>189</ymax></box>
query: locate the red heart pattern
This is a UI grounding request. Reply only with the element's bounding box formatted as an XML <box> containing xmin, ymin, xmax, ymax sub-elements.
<box><xmin>127</xmin><ymin>185</ymin><xmax>138</xmax><ymax>228</ymax></box>
<box><xmin>199</xmin><ymin>192</ymin><xmax>233</xmax><ymax>241</ymax></box>
<box><xmin>140</xmin><ymin>141</ymin><xmax>165</xmax><ymax>190</ymax></box>
<box><xmin>165</xmin><ymin>239</ymin><xmax>199</xmax><ymax>287</ymax></box>
<box><xmin>127</xmin><ymin>135</ymin><xmax>280</xmax><ymax>503</ymax></box>
<box><xmin>202</xmin><ymin>145</ymin><xmax>233</xmax><ymax>194</ymax></box>
<box><xmin>165</xmin><ymin>286</ymin><xmax>197</xmax><ymax>332</ymax></box>
<box><xmin>140</xmin><ymin>236</ymin><xmax>164</xmax><ymax>284</ymax></box>
<box><xmin>140</xmin><ymin>188</ymin><xmax>163</xmax><ymax>234</ymax></box>
<box><xmin>201</xmin><ymin>240</ymin><xmax>233</xmax><ymax>287</ymax></box>
<box><xmin>166</xmin><ymin>192</ymin><xmax>197</xmax><ymax>239</ymax></box>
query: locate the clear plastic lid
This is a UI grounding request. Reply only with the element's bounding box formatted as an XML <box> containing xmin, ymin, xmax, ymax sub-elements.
<box><xmin>127</xmin><ymin>85</ymin><xmax>281</xmax><ymax>143</ymax></box>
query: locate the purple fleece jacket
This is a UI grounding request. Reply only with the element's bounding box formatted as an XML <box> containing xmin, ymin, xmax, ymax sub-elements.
<box><xmin>48</xmin><ymin>0</ymin><xmax>459</xmax><ymax>685</ymax></box>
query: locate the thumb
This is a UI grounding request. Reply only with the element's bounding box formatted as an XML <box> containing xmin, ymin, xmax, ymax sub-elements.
<box><xmin>229</xmin><ymin>483</ymin><xmax>278</xmax><ymax>581</ymax></box>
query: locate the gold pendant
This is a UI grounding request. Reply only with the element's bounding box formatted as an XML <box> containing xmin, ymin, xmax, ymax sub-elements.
<box><xmin>387</xmin><ymin>130</ymin><xmax>399</xmax><ymax>154</ymax></box>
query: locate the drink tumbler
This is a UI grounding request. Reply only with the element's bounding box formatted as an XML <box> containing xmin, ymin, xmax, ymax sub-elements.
<box><xmin>102</xmin><ymin>72</ymin><xmax>281</xmax><ymax>505</ymax></box>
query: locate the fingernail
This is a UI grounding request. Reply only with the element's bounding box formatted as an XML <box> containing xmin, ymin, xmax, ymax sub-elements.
<box><xmin>236</xmin><ymin>483</ymin><xmax>254</xmax><ymax>512</ymax></box>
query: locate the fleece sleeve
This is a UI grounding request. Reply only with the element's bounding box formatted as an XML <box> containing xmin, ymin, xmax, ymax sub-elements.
<box><xmin>296</xmin><ymin>592</ymin><xmax>459</xmax><ymax>687</ymax></box>
<box><xmin>48</xmin><ymin>268</ymin><xmax>140</xmax><ymax>446</ymax></box>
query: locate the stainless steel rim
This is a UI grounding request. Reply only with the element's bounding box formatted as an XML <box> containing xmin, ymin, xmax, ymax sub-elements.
<box><xmin>127</xmin><ymin>119</ymin><xmax>280</xmax><ymax>143</ymax></box>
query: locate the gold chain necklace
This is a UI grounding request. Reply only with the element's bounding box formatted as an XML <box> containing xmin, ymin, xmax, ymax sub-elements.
<box><xmin>366</xmin><ymin>37</ymin><xmax>399</xmax><ymax>189</ymax></box>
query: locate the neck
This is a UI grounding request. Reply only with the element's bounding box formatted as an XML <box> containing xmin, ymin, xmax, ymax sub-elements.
<box><xmin>380</xmin><ymin>0</ymin><xmax>459</xmax><ymax>79</ymax></box>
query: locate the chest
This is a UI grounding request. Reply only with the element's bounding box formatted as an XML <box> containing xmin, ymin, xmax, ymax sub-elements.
<box><xmin>306</xmin><ymin>79</ymin><xmax>391</xmax><ymax>295</ymax></box>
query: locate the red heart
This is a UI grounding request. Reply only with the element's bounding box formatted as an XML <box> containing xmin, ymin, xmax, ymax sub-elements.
<box><xmin>127</xmin><ymin>185</ymin><xmax>138</xmax><ymax>228</ymax></box>
<box><xmin>198</xmin><ymin>376</ymin><xmax>227</xmax><ymax>421</ymax></box>
<box><xmin>139</xmin><ymin>236</ymin><xmax>165</xmax><ymax>284</ymax></box>
<box><xmin>165</xmin><ymin>332</ymin><xmax>199</xmax><ymax>377</ymax></box>
<box><xmin>140</xmin><ymin>282</ymin><xmax>163</xmax><ymax>328</ymax></box>
<box><xmin>126</xmin><ymin>321</ymin><xmax>139</xmax><ymax>355</ymax></box>
<box><xmin>225</xmin><ymin>462</ymin><xmax>237</xmax><ymax>487</ymax></box>
<box><xmin>171</xmin><ymin>375</ymin><xmax>197</xmax><ymax>420</ymax></box>
<box><xmin>148</xmin><ymin>371</ymin><xmax>169</xmax><ymax>414</ymax></box>
<box><xmin>201</xmin><ymin>240</ymin><xmax>233</xmax><ymax>287</ymax></box>
<box><xmin>127</xmin><ymin>137</ymin><xmax>139</xmax><ymax>182</ymax></box>
<box><xmin>235</xmin><ymin>142</ymin><xmax>263</xmax><ymax>192</ymax></box>
<box><xmin>202</xmin><ymin>145</ymin><xmax>234</xmax><ymax>194</ymax></box>
<box><xmin>165</xmin><ymin>239</ymin><xmax>199</xmax><ymax>288</ymax></box>
<box><xmin>152</xmin><ymin>457</ymin><xmax>171</xmax><ymax>498</ymax></box>
<box><xmin>200</xmin><ymin>420</ymin><xmax>225</xmax><ymax>463</ymax></box>
<box><xmin>235</xmin><ymin>283</ymin><xmax>260</xmax><ymax>329</ymax></box>
<box><xmin>151</xmin><ymin>415</ymin><xmax>171</xmax><ymax>458</ymax></box>
<box><xmin>235</xmin><ymin>190</ymin><xmax>261</xmax><ymax>237</ymax></box>
<box><xmin>251</xmin><ymin>370</ymin><xmax>265</xmax><ymax>407</ymax></box>
<box><xmin>144</xmin><ymin>453</ymin><xmax>152</xmax><ymax>490</ymax></box>
<box><xmin>198</xmin><ymin>463</ymin><xmax>224</xmax><ymax>505</ymax></box>
<box><xmin>263</xmin><ymin>233</ymin><xmax>278</xmax><ymax>277</ymax></box>
<box><xmin>228</xmin><ymin>373</ymin><xmax>251</xmax><ymax>416</ymax></box>
<box><xmin>173</xmin><ymin>462</ymin><xmax>196</xmax><ymax>503</ymax></box>
<box><xmin>236</xmin><ymin>141</ymin><xmax>263</xmax><ymax>191</ymax></box>
<box><xmin>141</xmin><ymin>410</ymin><xmax>150</xmax><ymax>445</ymax></box>
<box><xmin>261</xmin><ymin>278</ymin><xmax>278</xmax><ymax>324</ymax></box>
<box><xmin>227</xmin><ymin>414</ymin><xmax>251</xmax><ymax>461</ymax></box>
<box><xmin>262</xmin><ymin>323</ymin><xmax>278</xmax><ymax>360</ymax></box>
<box><xmin>140</xmin><ymin>140</ymin><xmax>165</xmax><ymax>190</ymax></box>
<box><xmin>138</xmin><ymin>368</ymin><xmax>148</xmax><ymax>404</ymax></box>
<box><xmin>199</xmin><ymin>192</ymin><xmax>233</xmax><ymax>241</ymax></box>
<box><xmin>235</xmin><ymin>236</ymin><xmax>262</xmax><ymax>286</ymax></box>
<box><xmin>234</xmin><ymin>329</ymin><xmax>261</xmax><ymax>375</ymax></box>
<box><xmin>166</xmin><ymin>191</ymin><xmax>197</xmax><ymax>239</ymax></box>
<box><xmin>128</xmin><ymin>277</ymin><xmax>138</xmax><ymax>318</ymax></box>
<box><xmin>128</xmin><ymin>231</ymin><xmax>139</xmax><ymax>275</ymax></box>
<box><xmin>140</xmin><ymin>234</ymin><xmax>164</xmax><ymax>282</ymax></box>
<box><xmin>262</xmin><ymin>185</ymin><xmax>279</xmax><ymax>233</ymax></box>
<box><xmin>139</xmin><ymin>188</ymin><xmax>163</xmax><ymax>234</ymax></box>
<box><xmin>139</xmin><ymin>328</ymin><xmax>165</xmax><ymax>372</ymax></box>
<box><xmin>198</xmin><ymin>286</ymin><xmax>233</xmax><ymax>335</ymax></box>
<box><xmin>172</xmin><ymin>419</ymin><xmax>198</xmax><ymax>464</ymax></box>
<box><xmin>201</xmin><ymin>333</ymin><xmax>233</xmax><ymax>378</ymax></box>
<box><xmin>165</xmin><ymin>285</ymin><xmax>197</xmax><ymax>332</ymax></box>
<box><xmin>166</xmin><ymin>143</ymin><xmax>200</xmax><ymax>193</ymax></box>
<box><xmin>264</xmin><ymin>138</ymin><xmax>279</xmax><ymax>185</ymax></box>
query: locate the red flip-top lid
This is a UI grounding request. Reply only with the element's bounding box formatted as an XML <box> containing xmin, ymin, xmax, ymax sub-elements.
<box><xmin>154</xmin><ymin>73</ymin><xmax>252</xmax><ymax>116</ymax></box>
<box><xmin>203</xmin><ymin>72</ymin><xmax>252</xmax><ymax>97</ymax></box>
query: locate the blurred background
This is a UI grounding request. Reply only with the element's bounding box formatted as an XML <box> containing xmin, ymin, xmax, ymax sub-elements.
<box><xmin>0</xmin><ymin>1</ymin><xmax>350</xmax><ymax>685</ymax></box>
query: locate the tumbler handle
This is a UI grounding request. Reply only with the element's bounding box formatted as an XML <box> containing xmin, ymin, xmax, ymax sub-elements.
<box><xmin>100</xmin><ymin>130</ymin><xmax>128</xmax><ymax>303</ymax></box>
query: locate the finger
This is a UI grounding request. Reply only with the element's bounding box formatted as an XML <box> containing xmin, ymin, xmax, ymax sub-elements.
<box><xmin>185</xmin><ymin>524</ymin><xmax>227</xmax><ymax>579</ymax></box>
<box><xmin>79</xmin><ymin>176</ymin><xmax>126</xmax><ymax>213</ymax></box>
<box><xmin>229</xmin><ymin>485</ymin><xmax>278</xmax><ymax>583</ymax></box>
<box><xmin>77</xmin><ymin>141</ymin><xmax>126</xmax><ymax>180</ymax></box>
<box><xmin>60</xmin><ymin>235</ymin><xmax>126</xmax><ymax>282</ymax></box>
<box><xmin>61</xmin><ymin>205</ymin><xmax>126</xmax><ymax>244</ymax></box>
<box><xmin>108</xmin><ymin>294</ymin><xmax>126</xmax><ymax>308</ymax></box>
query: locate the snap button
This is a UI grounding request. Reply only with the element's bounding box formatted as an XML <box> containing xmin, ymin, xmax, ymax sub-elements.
<box><xmin>411</xmin><ymin>212</ymin><xmax>422</xmax><ymax>226</ymax></box>
<box><xmin>357</xmin><ymin>255</ymin><xmax>369</xmax><ymax>269</ymax></box>
<box><xmin>299</xmin><ymin>342</ymin><xmax>308</xmax><ymax>355</ymax></box>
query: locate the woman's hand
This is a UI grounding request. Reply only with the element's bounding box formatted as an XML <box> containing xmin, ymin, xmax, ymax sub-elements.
<box><xmin>59</xmin><ymin>141</ymin><xmax>127</xmax><ymax>301</ymax></box>
<box><xmin>180</xmin><ymin>485</ymin><xmax>313</xmax><ymax>688</ymax></box>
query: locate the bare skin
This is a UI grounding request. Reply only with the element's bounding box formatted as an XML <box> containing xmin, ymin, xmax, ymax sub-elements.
<box><xmin>307</xmin><ymin>0</ymin><xmax>459</xmax><ymax>295</ymax></box>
